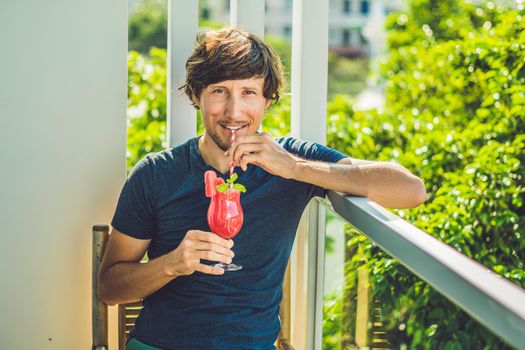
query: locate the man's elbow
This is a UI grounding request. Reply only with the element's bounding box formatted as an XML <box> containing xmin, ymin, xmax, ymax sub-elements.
<box><xmin>410</xmin><ymin>177</ymin><xmax>427</xmax><ymax>207</ymax></box>
<box><xmin>98</xmin><ymin>290</ymin><xmax>119</xmax><ymax>306</ymax></box>
<box><xmin>97</xmin><ymin>275</ymin><xmax>118</xmax><ymax>306</ymax></box>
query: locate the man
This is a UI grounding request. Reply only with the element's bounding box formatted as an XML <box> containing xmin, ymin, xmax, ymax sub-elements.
<box><xmin>98</xmin><ymin>28</ymin><xmax>426</xmax><ymax>350</ymax></box>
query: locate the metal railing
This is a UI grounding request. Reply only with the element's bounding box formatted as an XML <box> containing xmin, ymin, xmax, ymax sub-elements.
<box><xmin>318</xmin><ymin>191</ymin><xmax>525</xmax><ymax>350</ymax></box>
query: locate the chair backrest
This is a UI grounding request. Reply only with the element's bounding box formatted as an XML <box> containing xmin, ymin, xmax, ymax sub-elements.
<box><xmin>119</xmin><ymin>302</ymin><xmax>143</xmax><ymax>349</ymax></box>
<box><xmin>92</xmin><ymin>225</ymin><xmax>143</xmax><ymax>350</ymax></box>
<box><xmin>92</xmin><ymin>224</ymin><xmax>294</xmax><ymax>350</ymax></box>
<box><xmin>92</xmin><ymin>225</ymin><xmax>109</xmax><ymax>350</ymax></box>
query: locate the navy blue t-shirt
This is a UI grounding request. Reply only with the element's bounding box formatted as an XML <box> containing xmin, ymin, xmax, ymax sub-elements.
<box><xmin>111</xmin><ymin>136</ymin><xmax>346</xmax><ymax>350</ymax></box>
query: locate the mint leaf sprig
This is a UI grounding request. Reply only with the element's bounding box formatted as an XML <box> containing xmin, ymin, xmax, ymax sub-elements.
<box><xmin>216</xmin><ymin>172</ymin><xmax>247</xmax><ymax>193</ymax></box>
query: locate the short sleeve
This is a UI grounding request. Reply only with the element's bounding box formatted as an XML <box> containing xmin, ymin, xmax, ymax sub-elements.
<box><xmin>111</xmin><ymin>156</ymin><xmax>156</xmax><ymax>239</ymax></box>
<box><xmin>280</xmin><ymin>137</ymin><xmax>349</xmax><ymax>198</ymax></box>
<box><xmin>280</xmin><ymin>137</ymin><xmax>348</xmax><ymax>163</ymax></box>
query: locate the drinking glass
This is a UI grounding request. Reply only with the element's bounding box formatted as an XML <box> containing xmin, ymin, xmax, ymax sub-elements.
<box><xmin>205</xmin><ymin>170</ymin><xmax>244</xmax><ymax>271</ymax></box>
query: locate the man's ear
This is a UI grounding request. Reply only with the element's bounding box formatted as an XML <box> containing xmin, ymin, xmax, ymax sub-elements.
<box><xmin>265</xmin><ymin>99</ymin><xmax>272</xmax><ymax>110</ymax></box>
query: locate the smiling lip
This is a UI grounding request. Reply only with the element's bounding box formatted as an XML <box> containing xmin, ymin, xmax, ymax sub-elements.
<box><xmin>221</xmin><ymin>124</ymin><xmax>246</xmax><ymax>131</ymax></box>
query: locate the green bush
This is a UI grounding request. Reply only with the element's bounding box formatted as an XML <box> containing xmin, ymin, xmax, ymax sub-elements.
<box><xmin>127</xmin><ymin>48</ymin><xmax>167</xmax><ymax>172</ymax></box>
<box><xmin>323</xmin><ymin>1</ymin><xmax>524</xmax><ymax>349</ymax></box>
<box><xmin>129</xmin><ymin>0</ymin><xmax>167</xmax><ymax>54</ymax></box>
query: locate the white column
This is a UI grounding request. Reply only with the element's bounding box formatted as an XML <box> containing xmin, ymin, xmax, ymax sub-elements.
<box><xmin>291</xmin><ymin>0</ymin><xmax>328</xmax><ymax>144</ymax></box>
<box><xmin>290</xmin><ymin>0</ymin><xmax>329</xmax><ymax>349</ymax></box>
<box><xmin>167</xmin><ymin>0</ymin><xmax>199</xmax><ymax>147</ymax></box>
<box><xmin>0</xmin><ymin>0</ymin><xmax>127</xmax><ymax>348</ymax></box>
<box><xmin>230</xmin><ymin>0</ymin><xmax>265</xmax><ymax>38</ymax></box>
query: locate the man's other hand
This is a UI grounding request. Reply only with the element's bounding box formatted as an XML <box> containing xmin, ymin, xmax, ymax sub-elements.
<box><xmin>164</xmin><ymin>230</ymin><xmax>235</xmax><ymax>276</ymax></box>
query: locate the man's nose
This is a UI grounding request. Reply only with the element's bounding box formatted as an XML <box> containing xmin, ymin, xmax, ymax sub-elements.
<box><xmin>225</xmin><ymin>95</ymin><xmax>243</xmax><ymax>119</ymax></box>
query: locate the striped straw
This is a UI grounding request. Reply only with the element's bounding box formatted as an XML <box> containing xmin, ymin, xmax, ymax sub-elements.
<box><xmin>229</xmin><ymin>129</ymin><xmax>236</xmax><ymax>180</ymax></box>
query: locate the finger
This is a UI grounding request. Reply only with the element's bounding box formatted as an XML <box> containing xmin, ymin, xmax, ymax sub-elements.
<box><xmin>198</xmin><ymin>250</ymin><xmax>233</xmax><ymax>265</ymax></box>
<box><xmin>232</xmin><ymin>143</ymin><xmax>263</xmax><ymax>165</ymax></box>
<box><xmin>228</xmin><ymin>134</ymin><xmax>272</xmax><ymax>163</ymax></box>
<box><xmin>195</xmin><ymin>241</ymin><xmax>235</xmax><ymax>258</ymax></box>
<box><xmin>226</xmin><ymin>142</ymin><xmax>237</xmax><ymax>162</ymax></box>
<box><xmin>239</xmin><ymin>153</ymin><xmax>259</xmax><ymax>171</ymax></box>
<box><xmin>234</xmin><ymin>133</ymin><xmax>268</xmax><ymax>145</ymax></box>
<box><xmin>232</xmin><ymin>144</ymin><xmax>247</xmax><ymax>166</ymax></box>
<box><xmin>195</xmin><ymin>263</ymin><xmax>225</xmax><ymax>275</ymax></box>
<box><xmin>189</xmin><ymin>231</ymin><xmax>234</xmax><ymax>248</ymax></box>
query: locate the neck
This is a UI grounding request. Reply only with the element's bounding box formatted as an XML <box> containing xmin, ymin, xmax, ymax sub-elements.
<box><xmin>198</xmin><ymin>133</ymin><xmax>231</xmax><ymax>174</ymax></box>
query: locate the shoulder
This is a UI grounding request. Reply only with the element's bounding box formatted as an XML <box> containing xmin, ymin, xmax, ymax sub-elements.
<box><xmin>277</xmin><ymin>136</ymin><xmax>348</xmax><ymax>162</ymax></box>
<box><xmin>277</xmin><ymin>136</ymin><xmax>325</xmax><ymax>156</ymax></box>
<box><xmin>124</xmin><ymin>139</ymin><xmax>197</xmax><ymax>203</ymax></box>
<box><xmin>277</xmin><ymin>136</ymin><xmax>314</xmax><ymax>153</ymax></box>
<box><xmin>131</xmin><ymin>138</ymin><xmax>195</xmax><ymax>175</ymax></box>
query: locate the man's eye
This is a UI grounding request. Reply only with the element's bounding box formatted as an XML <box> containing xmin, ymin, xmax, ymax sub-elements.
<box><xmin>213</xmin><ymin>88</ymin><xmax>225</xmax><ymax>94</ymax></box>
<box><xmin>244</xmin><ymin>90</ymin><xmax>256</xmax><ymax>95</ymax></box>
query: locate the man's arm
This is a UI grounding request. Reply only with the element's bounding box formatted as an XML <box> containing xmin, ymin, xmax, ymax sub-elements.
<box><xmin>227</xmin><ymin>133</ymin><xmax>426</xmax><ymax>209</ymax></box>
<box><xmin>98</xmin><ymin>228</ymin><xmax>234</xmax><ymax>306</ymax></box>
<box><xmin>294</xmin><ymin>157</ymin><xmax>426</xmax><ymax>208</ymax></box>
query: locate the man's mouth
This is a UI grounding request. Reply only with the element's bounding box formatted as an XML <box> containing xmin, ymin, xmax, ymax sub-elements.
<box><xmin>220</xmin><ymin>124</ymin><xmax>247</xmax><ymax>132</ymax></box>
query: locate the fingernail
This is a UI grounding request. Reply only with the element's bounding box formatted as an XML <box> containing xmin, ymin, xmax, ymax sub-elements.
<box><xmin>217</xmin><ymin>268</ymin><xmax>225</xmax><ymax>274</ymax></box>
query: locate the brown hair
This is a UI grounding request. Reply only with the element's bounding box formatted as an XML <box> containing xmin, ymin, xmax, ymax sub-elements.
<box><xmin>180</xmin><ymin>28</ymin><xmax>285</xmax><ymax>109</ymax></box>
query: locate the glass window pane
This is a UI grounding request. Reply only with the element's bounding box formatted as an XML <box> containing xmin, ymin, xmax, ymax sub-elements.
<box><xmin>322</xmin><ymin>209</ymin><xmax>514</xmax><ymax>350</ymax></box>
<box><xmin>360</xmin><ymin>1</ymin><xmax>369</xmax><ymax>15</ymax></box>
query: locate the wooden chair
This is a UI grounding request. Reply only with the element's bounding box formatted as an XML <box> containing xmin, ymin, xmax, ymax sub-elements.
<box><xmin>92</xmin><ymin>225</ymin><xmax>143</xmax><ymax>350</ymax></box>
<box><xmin>92</xmin><ymin>224</ymin><xmax>294</xmax><ymax>350</ymax></box>
<box><xmin>92</xmin><ymin>225</ymin><xmax>110</xmax><ymax>350</ymax></box>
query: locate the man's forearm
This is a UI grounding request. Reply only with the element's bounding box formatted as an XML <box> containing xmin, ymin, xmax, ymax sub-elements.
<box><xmin>98</xmin><ymin>254</ymin><xmax>176</xmax><ymax>306</ymax></box>
<box><xmin>292</xmin><ymin>159</ymin><xmax>426</xmax><ymax>208</ymax></box>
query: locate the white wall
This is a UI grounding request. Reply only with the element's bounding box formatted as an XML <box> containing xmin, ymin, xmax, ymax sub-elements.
<box><xmin>0</xmin><ymin>0</ymin><xmax>127</xmax><ymax>348</ymax></box>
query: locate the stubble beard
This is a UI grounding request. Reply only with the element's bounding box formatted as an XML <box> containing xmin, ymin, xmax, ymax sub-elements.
<box><xmin>207</xmin><ymin>129</ymin><xmax>231</xmax><ymax>152</ymax></box>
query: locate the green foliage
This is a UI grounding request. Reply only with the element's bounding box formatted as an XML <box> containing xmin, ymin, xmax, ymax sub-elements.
<box><xmin>322</xmin><ymin>291</ymin><xmax>344</xmax><ymax>350</ymax></box>
<box><xmin>382</xmin><ymin>0</ymin><xmax>525</xmax><ymax>284</ymax></box>
<box><xmin>263</xmin><ymin>94</ymin><xmax>291</xmax><ymax>137</ymax></box>
<box><xmin>129</xmin><ymin>0</ymin><xmax>167</xmax><ymax>54</ymax></box>
<box><xmin>328</xmin><ymin>54</ymin><xmax>369</xmax><ymax>99</ymax></box>
<box><xmin>265</xmin><ymin>36</ymin><xmax>292</xmax><ymax>89</ymax></box>
<box><xmin>323</xmin><ymin>1</ymin><xmax>524</xmax><ymax>349</ymax></box>
<box><xmin>127</xmin><ymin>48</ymin><xmax>168</xmax><ymax>172</ymax></box>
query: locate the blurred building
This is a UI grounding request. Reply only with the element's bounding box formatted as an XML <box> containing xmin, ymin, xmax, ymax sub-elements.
<box><xmin>202</xmin><ymin>0</ymin><xmax>404</xmax><ymax>58</ymax></box>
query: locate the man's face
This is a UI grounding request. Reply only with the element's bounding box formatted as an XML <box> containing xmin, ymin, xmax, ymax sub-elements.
<box><xmin>196</xmin><ymin>78</ymin><xmax>269</xmax><ymax>151</ymax></box>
